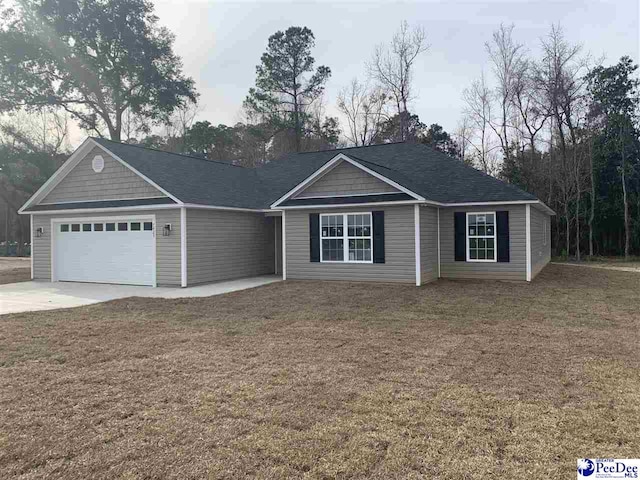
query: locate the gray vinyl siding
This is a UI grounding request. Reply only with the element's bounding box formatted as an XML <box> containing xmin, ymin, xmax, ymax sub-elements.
<box><xmin>285</xmin><ymin>205</ymin><xmax>415</xmax><ymax>283</ymax></box>
<box><xmin>530</xmin><ymin>206</ymin><xmax>551</xmax><ymax>278</ymax></box>
<box><xmin>294</xmin><ymin>161</ymin><xmax>399</xmax><ymax>199</ymax></box>
<box><xmin>420</xmin><ymin>206</ymin><xmax>439</xmax><ymax>283</ymax></box>
<box><xmin>30</xmin><ymin>209</ymin><xmax>181</xmax><ymax>286</ymax></box>
<box><xmin>41</xmin><ymin>146</ymin><xmax>164</xmax><ymax>204</ymax></box>
<box><xmin>439</xmin><ymin>205</ymin><xmax>527</xmax><ymax>281</ymax></box>
<box><xmin>32</xmin><ymin>215</ymin><xmax>51</xmax><ymax>280</ymax></box>
<box><xmin>186</xmin><ymin>209</ymin><xmax>275</xmax><ymax>285</ymax></box>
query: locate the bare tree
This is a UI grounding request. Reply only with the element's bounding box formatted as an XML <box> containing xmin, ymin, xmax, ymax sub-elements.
<box><xmin>512</xmin><ymin>61</ymin><xmax>549</xmax><ymax>169</ymax></box>
<box><xmin>164</xmin><ymin>101</ymin><xmax>201</xmax><ymax>152</ymax></box>
<box><xmin>337</xmin><ymin>78</ymin><xmax>389</xmax><ymax>146</ymax></box>
<box><xmin>463</xmin><ymin>73</ymin><xmax>501</xmax><ymax>174</ymax></box>
<box><xmin>453</xmin><ymin>116</ymin><xmax>476</xmax><ymax>165</ymax></box>
<box><xmin>535</xmin><ymin>24</ymin><xmax>587</xmax><ymax>258</ymax></box>
<box><xmin>485</xmin><ymin>24</ymin><xmax>527</xmax><ymax>163</ymax></box>
<box><xmin>368</xmin><ymin>21</ymin><xmax>428</xmax><ymax>141</ymax></box>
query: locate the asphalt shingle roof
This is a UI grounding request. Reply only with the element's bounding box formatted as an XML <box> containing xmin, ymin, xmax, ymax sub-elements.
<box><xmin>93</xmin><ymin>138</ymin><xmax>538</xmax><ymax>209</ymax></box>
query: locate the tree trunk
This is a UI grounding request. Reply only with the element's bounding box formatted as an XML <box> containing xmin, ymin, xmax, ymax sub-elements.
<box><xmin>588</xmin><ymin>136</ymin><xmax>595</xmax><ymax>257</ymax></box>
<box><xmin>16</xmin><ymin>215</ymin><xmax>23</xmax><ymax>257</ymax></box>
<box><xmin>620</xmin><ymin>123</ymin><xmax>630</xmax><ymax>260</ymax></box>
<box><xmin>4</xmin><ymin>202</ymin><xmax>8</xmax><ymax>256</ymax></box>
<box><xmin>622</xmin><ymin>164</ymin><xmax>630</xmax><ymax>260</ymax></box>
<box><xmin>564</xmin><ymin>201</ymin><xmax>570</xmax><ymax>258</ymax></box>
<box><xmin>575</xmin><ymin>194</ymin><xmax>581</xmax><ymax>261</ymax></box>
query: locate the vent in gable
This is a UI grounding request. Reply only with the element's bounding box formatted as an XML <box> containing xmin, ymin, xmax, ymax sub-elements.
<box><xmin>92</xmin><ymin>155</ymin><xmax>105</xmax><ymax>173</ymax></box>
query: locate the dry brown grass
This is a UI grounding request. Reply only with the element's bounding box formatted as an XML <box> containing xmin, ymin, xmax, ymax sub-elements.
<box><xmin>1</xmin><ymin>264</ymin><xmax>639</xmax><ymax>479</ymax></box>
<box><xmin>0</xmin><ymin>268</ymin><xmax>30</xmax><ymax>285</ymax></box>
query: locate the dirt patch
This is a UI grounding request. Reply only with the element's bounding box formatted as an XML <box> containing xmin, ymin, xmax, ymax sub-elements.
<box><xmin>0</xmin><ymin>257</ymin><xmax>30</xmax><ymax>272</ymax></box>
<box><xmin>0</xmin><ymin>264</ymin><xmax>638</xmax><ymax>478</ymax></box>
<box><xmin>0</xmin><ymin>268</ymin><xmax>30</xmax><ymax>285</ymax></box>
<box><xmin>553</xmin><ymin>261</ymin><xmax>640</xmax><ymax>273</ymax></box>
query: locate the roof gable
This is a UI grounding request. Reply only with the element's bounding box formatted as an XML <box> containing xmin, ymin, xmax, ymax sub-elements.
<box><xmin>292</xmin><ymin>159</ymin><xmax>400</xmax><ymax>199</ymax></box>
<box><xmin>40</xmin><ymin>145</ymin><xmax>165</xmax><ymax>204</ymax></box>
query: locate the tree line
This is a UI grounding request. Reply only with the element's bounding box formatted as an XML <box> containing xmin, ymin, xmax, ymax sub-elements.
<box><xmin>0</xmin><ymin>0</ymin><xmax>637</xmax><ymax>260</ymax></box>
<box><xmin>457</xmin><ymin>24</ymin><xmax>639</xmax><ymax>259</ymax></box>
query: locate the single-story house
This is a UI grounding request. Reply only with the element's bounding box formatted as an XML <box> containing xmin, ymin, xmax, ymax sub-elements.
<box><xmin>19</xmin><ymin>138</ymin><xmax>553</xmax><ymax>287</ymax></box>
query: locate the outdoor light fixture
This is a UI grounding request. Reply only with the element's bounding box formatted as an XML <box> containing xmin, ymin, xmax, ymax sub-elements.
<box><xmin>35</xmin><ymin>227</ymin><xmax>44</xmax><ymax>237</ymax></box>
<box><xmin>163</xmin><ymin>224</ymin><xmax>172</xmax><ymax>236</ymax></box>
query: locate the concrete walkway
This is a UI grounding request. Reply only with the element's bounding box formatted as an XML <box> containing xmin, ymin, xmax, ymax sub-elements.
<box><xmin>0</xmin><ymin>275</ymin><xmax>282</xmax><ymax>315</ymax></box>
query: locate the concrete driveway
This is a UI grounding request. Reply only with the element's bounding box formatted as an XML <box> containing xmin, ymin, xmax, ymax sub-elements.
<box><xmin>0</xmin><ymin>276</ymin><xmax>282</xmax><ymax>315</ymax></box>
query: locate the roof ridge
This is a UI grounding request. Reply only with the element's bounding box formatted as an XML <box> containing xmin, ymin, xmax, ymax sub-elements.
<box><xmin>295</xmin><ymin>141</ymin><xmax>407</xmax><ymax>155</ymax></box>
<box><xmin>92</xmin><ymin>137</ymin><xmax>248</xmax><ymax>168</ymax></box>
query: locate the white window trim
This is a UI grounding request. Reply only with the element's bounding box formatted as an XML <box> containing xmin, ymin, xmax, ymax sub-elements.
<box><xmin>466</xmin><ymin>211</ymin><xmax>497</xmax><ymax>263</ymax></box>
<box><xmin>319</xmin><ymin>212</ymin><xmax>373</xmax><ymax>264</ymax></box>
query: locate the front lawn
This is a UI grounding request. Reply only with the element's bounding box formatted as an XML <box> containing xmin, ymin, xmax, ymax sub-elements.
<box><xmin>1</xmin><ymin>265</ymin><xmax>638</xmax><ymax>478</ymax></box>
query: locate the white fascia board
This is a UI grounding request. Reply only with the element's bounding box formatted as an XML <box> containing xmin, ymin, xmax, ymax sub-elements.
<box><xmin>91</xmin><ymin>140</ymin><xmax>183</xmax><ymax>204</ymax></box>
<box><xmin>19</xmin><ymin>138</ymin><xmax>96</xmax><ymax>213</ymax></box>
<box><xmin>270</xmin><ymin>153</ymin><xmax>425</xmax><ymax>208</ymax></box>
<box><xmin>277</xmin><ymin>200</ymin><xmax>423</xmax><ymax>210</ymax></box>
<box><xmin>37</xmin><ymin>196</ymin><xmax>168</xmax><ymax>206</ymax></box>
<box><xmin>21</xmin><ymin>204</ymin><xmax>182</xmax><ymax>215</ymax></box>
<box><xmin>182</xmin><ymin>203</ymin><xmax>263</xmax><ymax>213</ymax></box>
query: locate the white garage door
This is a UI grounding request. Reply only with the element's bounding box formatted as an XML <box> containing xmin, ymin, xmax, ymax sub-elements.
<box><xmin>53</xmin><ymin>218</ymin><xmax>155</xmax><ymax>286</ymax></box>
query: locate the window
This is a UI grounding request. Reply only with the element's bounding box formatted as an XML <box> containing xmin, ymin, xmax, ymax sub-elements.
<box><xmin>467</xmin><ymin>212</ymin><xmax>496</xmax><ymax>262</ymax></box>
<box><xmin>60</xmin><ymin>224</ymin><xmax>69</xmax><ymax>232</ymax></box>
<box><xmin>71</xmin><ymin>224</ymin><xmax>80</xmax><ymax>232</ymax></box>
<box><xmin>543</xmin><ymin>220</ymin><xmax>548</xmax><ymax>246</ymax></box>
<box><xmin>321</xmin><ymin>214</ymin><xmax>343</xmax><ymax>261</ymax></box>
<box><xmin>106</xmin><ymin>223</ymin><xmax>116</xmax><ymax>232</ymax></box>
<box><xmin>94</xmin><ymin>223</ymin><xmax>104</xmax><ymax>232</ymax></box>
<box><xmin>82</xmin><ymin>223</ymin><xmax>92</xmax><ymax>232</ymax></box>
<box><xmin>347</xmin><ymin>214</ymin><xmax>372</xmax><ymax>262</ymax></box>
<box><xmin>117</xmin><ymin>222</ymin><xmax>128</xmax><ymax>231</ymax></box>
<box><xmin>143</xmin><ymin>222</ymin><xmax>153</xmax><ymax>231</ymax></box>
<box><xmin>320</xmin><ymin>213</ymin><xmax>373</xmax><ymax>263</ymax></box>
<box><xmin>130</xmin><ymin>222</ymin><xmax>141</xmax><ymax>231</ymax></box>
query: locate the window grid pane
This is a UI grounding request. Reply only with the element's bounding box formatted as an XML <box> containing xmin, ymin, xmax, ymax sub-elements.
<box><xmin>322</xmin><ymin>239</ymin><xmax>344</xmax><ymax>261</ymax></box>
<box><xmin>468</xmin><ymin>213</ymin><xmax>496</xmax><ymax>261</ymax></box>
<box><xmin>346</xmin><ymin>214</ymin><xmax>372</xmax><ymax>262</ymax></box>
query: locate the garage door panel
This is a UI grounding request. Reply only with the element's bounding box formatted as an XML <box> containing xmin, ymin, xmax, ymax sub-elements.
<box><xmin>53</xmin><ymin>220</ymin><xmax>155</xmax><ymax>286</ymax></box>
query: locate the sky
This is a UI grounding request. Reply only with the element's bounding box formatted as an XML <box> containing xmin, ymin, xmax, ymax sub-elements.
<box><xmin>76</xmin><ymin>0</ymin><xmax>640</xmax><ymax>146</ymax></box>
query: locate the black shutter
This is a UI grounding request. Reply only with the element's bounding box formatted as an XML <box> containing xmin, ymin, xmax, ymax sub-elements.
<box><xmin>309</xmin><ymin>213</ymin><xmax>320</xmax><ymax>262</ymax></box>
<box><xmin>496</xmin><ymin>211</ymin><xmax>510</xmax><ymax>262</ymax></box>
<box><xmin>372</xmin><ymin>211</ymin><xmax>385</xmax><ymax>263</ymax></box>
<box><xmin>454</xmin><ymin>212</ymin><xmax>466</xmax><ymax>261</ymax></box>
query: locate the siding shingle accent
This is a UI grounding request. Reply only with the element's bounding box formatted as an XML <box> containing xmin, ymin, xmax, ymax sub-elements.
<box><xmin>41</xmin><ymin>146</ymin><xmax>164</xmax><ymax>204</ymax></box>
<box><xmin>293</xmin><ymin>161</ymin><xmax>399</xmax><ymax>199</ymax></box>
